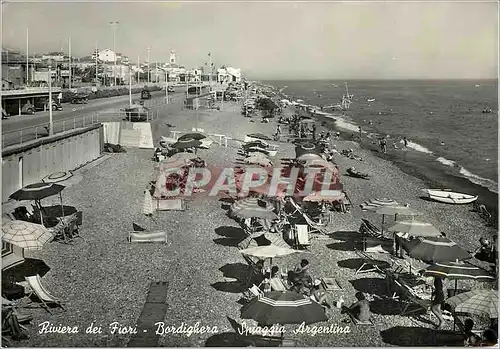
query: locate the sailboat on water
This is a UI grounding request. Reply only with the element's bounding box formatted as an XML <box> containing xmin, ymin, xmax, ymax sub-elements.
<box><xmin>323</xmin><ymin>83</ymin><xmax>354</xmax><ymax>112</ymax></box>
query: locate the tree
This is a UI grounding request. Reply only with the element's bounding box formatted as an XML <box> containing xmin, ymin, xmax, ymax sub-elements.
<box><xmin>257</xmin><ymin>97</ymin><xmax>278</xmax><ymax>117</ymax></box>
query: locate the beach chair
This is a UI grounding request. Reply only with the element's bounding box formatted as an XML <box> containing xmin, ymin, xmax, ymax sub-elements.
<box><xmin>354</xmin><ymin>249</ymin><xmax>389</xmax><ymax>275</ymax></box>
<box><xmin>50</xmin><ymin>212</ymin><xmax>81</xmax><ymax>244</ymax></box>
<box><xmin>128</xmin><ymin>231</ymin><xmax>168</xmax><ymax>243</ymax></box>
<box><xmin>24</xmin><ymin>275</ymin><xmax>65</xmax><ymax>314</ymax></box>
<box><xmin>269</xmin><ymin>278</ymin><xmax>288</xmax><ymax>291</ymax></box>
<box><xmin>359</xmin><ymin>219</ymin><xmax>384</xmax><ymax>239</ymax></box>
<box><xmin>291</xmin><ymin>224</ymin><xmax>312</xmax><ymax>249</ymax></box>
<box><xmin>287</xmin><ymin>199</ymin><xmax>328</xmax><ymax>235</ymax></box>
<box><xmin>385</xmin><ymin>271</ymin><xmax>431</xmax><ymax>316</ymax></box>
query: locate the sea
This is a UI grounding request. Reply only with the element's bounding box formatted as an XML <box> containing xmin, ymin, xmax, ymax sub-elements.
<box><xmin>262</xmin><ymin>79</ymin><xmax>498</xmax><ymax>211</ymax></box>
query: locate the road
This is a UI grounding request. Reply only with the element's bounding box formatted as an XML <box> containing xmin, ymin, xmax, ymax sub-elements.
<box><xmin>1</xmin><ymin>90</ymin><xmax>186</xmax><ymax>148</ymax></box>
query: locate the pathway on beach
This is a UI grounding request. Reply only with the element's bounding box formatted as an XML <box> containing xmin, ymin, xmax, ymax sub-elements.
<box><xmin>15</xmin><ymin>101</ymin><xmax>497</xmax><ymax>347</ymax></box>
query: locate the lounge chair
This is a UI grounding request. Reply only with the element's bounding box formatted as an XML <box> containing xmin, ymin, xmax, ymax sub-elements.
<box><xmin>292</xmin><ymin>224</ymin><xmax>312</xmax><ymax>249</ymax></box>
<box><xmin>384</xmin><ymin>270</ymin><xmax>431</xmax><ymax>316</ymax></box>
<box><xmin>244</xmin><ymin>284</ymin><xmax>264</xmax><ymax>301</ymax></box>
<box><xmin>50</xmin><ymin>212</ymin><xmax>82</xmax><ymax>244</ymax></box>
<box><xmin>359</xmin><ymin>219</ymin><xmax>384</xmax><ymax>239</ymax></box>
<box><xmin>287</xmin><ymin>198</ymin><xmax>328</xmax><ymax>235</ymax></box>
<box><xmin>128</xmin><ymin>231</ymin><xmax>168</xmax><ymax>243</ymax></box>
<box><xmin>24</xmin><ymin>275</ymin><xmax>65</xmax><ymax>314</ymax></box>
<box><xmin>354</xmin><ymin>249</ymin><xmax>390</xmax><ymax>275</ymax></box>
<box><xmin>269</xmin><ymin>278</ymin><xmax>288</xmax><ymax>291</ymax></box>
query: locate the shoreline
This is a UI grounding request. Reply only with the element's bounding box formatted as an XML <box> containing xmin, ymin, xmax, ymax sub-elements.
<box><xmin>306</xmin><ymin>112</ymin><xmax>498</xmax><ymax>217</ymax></box>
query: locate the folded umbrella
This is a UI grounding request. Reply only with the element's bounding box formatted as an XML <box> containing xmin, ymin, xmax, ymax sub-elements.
<box><xmin>241</xmin><ymin>291</ymin><xmax>328</xmax><ymax>326</ymax></box>
<box><xmin>2</xmin><ymin>220</ymin><xmax>53</xmax><ymax>251</ymax></box>
<box><xmin>402</xmin><ymin>236</ymin><xmax>471</xmax><ymax>263</ymax></box>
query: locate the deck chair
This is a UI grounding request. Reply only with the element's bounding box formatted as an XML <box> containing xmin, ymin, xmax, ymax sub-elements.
<box><xmin>287</xmin><ymin>198</ymin><xmax>328</xmax><ymax>235</ymax></box>
<box><xmin>24</xmin><ymin>275</ymin><xmax>65</xmax><ymax>314</ymax></box>
<box><xmin>354</xmin><ymin>249</ymin><xmax>389</xmax><ymax>275</ymax></box>
<box><xmin>387</xmin><ymin>273</ymin><xmax>431</xmax><ymax>316</ymax></box>
<box><xmin>269</xmin><ymin>278</ymin><xmax>288</xmax><ymax>291</ymax></box>
<box><xmin>360</xmin><ymin>219</ymin><xmax>384</xmax><ymax>239</ymax></box>
<box><xmin>50</xmin><ymin>213</ymin><xmax>82</xmax><ymax>244</ymax></box>
<box><xmin>128</xmin><ymin>231</ymin><xmax>168</xmax><ymax>243</ymax></box>
<box><xmin>292</xmin><ymin>224</ymin><xmax>312</xmax><ymax>249</ymax></box>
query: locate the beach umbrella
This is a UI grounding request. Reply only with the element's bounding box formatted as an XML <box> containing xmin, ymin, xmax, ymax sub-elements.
<box><xmin>178</xmin><ymin>132</ymin><xmax>206</xmax><ymax>140</ymax></box>
<box><xmin>241</xmin><ymin>291</ymin><xmax>328</xmax><ymax>325</ymax></box>
<box><xmin>10</xmin><ymin>182</ymin><xmax>66</xmax><ymax>224</ymax></box>
<box><xmin>249</xmin><ymin>182</ymin><xmax>288</xmax><ymax>199</ymax></box>
<box><xmin>360</xmin><ymin>198</ymin><xmax>399</xmax><ymax>212</ymax></box>
<box><xmin>295</xmin><ymin>144</ymin><xmax>322</xmax><ymax>158</ymax></box>
<box><xmin>2</xmin><ymin>240</ymin><xmax>25</xmax><ymax>271</ymax></box>
<box><xmin>375</xmin><ymin>205</ymin><xmax>420</xmax><ymax>232</ymax></box>
<box><xmin>231</xmin><ymin>197</ymin><xmax>273</xmax><ymax>212</ymax></box>
<box><xmin>245</xmin><ymin>157</ymin><xmax>272</xmax><ymax>167</ymax></box>
<box><xmin>387</xmin><ymin>220</ymin><xmax>441</xmax><ymax>238</ymax></box>
<box><xmin>2</xmin><ymin>220</ymin><xmax>53</xmax><ymax>251</ymax></box>
<box><xmin>422</xmin><ymin>261</ymin><xmax>495</xmax><ymax>296</ymax></box>
<box><xmin>402</xmin><ymin>236</ymin><xmax>471</xmax><ymax>263</ymax></box>
<box><xmin>172</xmin><ymin>138</ymin><xmax>203</xmax><ymax>150</ymax></box>
<box><xmin>297</xmin><ymin>154</ymin><xmax>323</xmax><ymax>162</ymax></box>
<box><xmin>247</xmin><ymin>133</ymin><xmax>272</xmax><ymax>141</ymax></box>
<box><xmin>240</xmin><ymin>233</ymin><xmax>290</xmax><ymax>250</ymax></box>
<box><xmin>42</xmin><ymin>171</ymin><xmax>73</xmax><ymax>183</ymax></box>
<box><xmin>247</xmin><ymin>152</ymin><xmax>268</xmax><ymax>159</ymax></box>
<box><xmin>246</xmin><ymin>147</ymin><xmax>270</xmax><ymax>156</ymax></box>
<box><xmin>303</xmin><ymin>190</ymin><xmax>345</xmax><ymax>203</ymax></box>
<box><xmin>2</xmin><ymin>258</ymin><xmax>50</xmax><ymax>282</ymax></box>
<box><xmin>446</xmin><ymin>289</ymin><xmax>498</xmax><ymax>319</ymax></box>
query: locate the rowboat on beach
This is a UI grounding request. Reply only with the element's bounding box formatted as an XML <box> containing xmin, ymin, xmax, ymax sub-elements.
<box><xmin>421</xmin><ymin>189</ymin><xmax>478</xmax><ymax>204</ymax></box>
<box><xmin>367</xmin><ymin>98</ymin><xmax>376</xmax><ymax>102</ymax></box>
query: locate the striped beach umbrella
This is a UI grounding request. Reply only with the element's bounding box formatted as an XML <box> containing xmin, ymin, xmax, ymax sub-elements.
<box><xmin>388</xmin><ymin>220</ymin><xmax>441</xmax><ymax>237</ymax></box>
<box><xmin>2</xmin><ymin>240</ymin><xmax>25</xmax><ymax>271</ymax></box>
<box><xmin>360</xmin><ymin>198</ymin><xmax>399</xmax><ymax>212</ymax></box>
<box><xmin>376</xmin><ymin>205</ymin><xmax>420</xmax><ymax>232</ymax></box>
<box><xmin>297</xmin><ymin>153</ymin><xmax>323</xmax><ymax>162</ymax></box>
<box><xmin>241</xmin><ymin>291</ymin><xmax>328</xmax><ymax>325</ymax></box>
<box><xmin>42</xmin><ymin>171</ymin><xmax>73</xmax><ymax>183</ymax></box>
<box><xmin>245</xmin><ymin>157</ymin><xmax>272</xmax><ymax>167</ymax></box>
<box><xmin>402</xmin><ymin>236</ymin><xmax>471</xmax><ymax>263</ymax></box>
<box><xmin>446</xmin><ymin>289</ymin><xmax>498</xmax><ymax>318</ymax></box>
<box><xmin>303</xmin><ymin>190</ymin><xmax>345</xmax><ymax>203</ymax></box>
<box><xmin>2</xmin><ymin>220</ymin><xmax>53</xmax><ymax>251</ymax></box>
<box><xmin>422</xmin><ymin>261</ymin><xmax>495</xmax><ymax>295</ymax></box>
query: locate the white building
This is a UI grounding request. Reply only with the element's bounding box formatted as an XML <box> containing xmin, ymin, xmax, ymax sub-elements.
<box><xmin>97</xmin><ymin>49</ymin><xmax>122</xmax><ymax>63</ymax></box>
<box><xmin>217</xmin><ymin>67</ymin><xmax>242</xmax><ymax>83</ymax></box>
<box><xmin>41</xmin><ymin>52</ymin><xmax>66</xmax><ymax>62</ymax></box>
<box><xmin>163</xmin><ymin>50</ymin><xmax>186</xmax><ymax>83</ymax></box>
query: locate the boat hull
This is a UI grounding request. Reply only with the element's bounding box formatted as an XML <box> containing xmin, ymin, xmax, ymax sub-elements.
<box><xmin>422</xmin><ymin>189</ymin><xmax>478</xmax><ymax>204</ymax></box>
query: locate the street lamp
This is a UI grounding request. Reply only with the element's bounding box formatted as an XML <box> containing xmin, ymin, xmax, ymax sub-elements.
<box><xmin>109</xmin><ymin>21</ymin><xmax>119</xmax><ymax>86</ymax></box>
<box><xmin>146</xmin><ymin>46</ymin><xmax>152</xmax><ymax>83</ymax></box>
<box><xmin>129</xmin><ymin>64</ymin><xmax>132</xmax><ymax>106</ymax></box>
<box><xmin>48</xmin><ymin>65</ymin><xmax>53</xmax><ymax>136</ymax></box>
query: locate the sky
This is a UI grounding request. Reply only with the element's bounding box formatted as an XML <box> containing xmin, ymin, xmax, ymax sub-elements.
<box><xmin>2</xmin><ymin>1</ymin><xmax>498</xmax><ymax>79</ymax></box>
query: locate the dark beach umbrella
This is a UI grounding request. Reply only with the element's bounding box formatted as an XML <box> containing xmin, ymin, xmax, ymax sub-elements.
<box><xmin>10</xmin><ymin>183</ymin><xmax>67</xmax><ymax>222</ymax></box>
<box><xmin>247</xmin><ymin>133</ymin><xmax>272</xmax><ymax>141</ymax></box>
<box><xmin>10</xmin><ymin>183</ymin><xmax>65</xmax><ymax>201</ymax></box>
<box><xmin>295</xmin><ymin>144</ymin><xmax>322</xmax><ymax>158</ymax></box>
<box><xmin>2</xmin><ymin>258</ymin><xmax>50</xmax><ymax>283</ymax></box>
<box><xmin>402</xmin><ymin>236</ymin><xmax>471</xmax><ymax>263</ymax></box>
<box><xmin>243</xmin><ymin>140</ymin><xmax>268</xmax><ymax>149</ymax></box>
<box><xmin>241</xmin><ymin>291</ymin><xmax>328</xmax><ymax>325</ymax></box>
<box><xmin>178</xmin><ymin>132</ymin><xmax>206</xmax><ymax>141</ymax></box>
<box><xmin>172</xmin><ymin>138</ymin><xmax>203</xmax><ymax>150</ymax></box>
<box><xmin>421</xmin><ymin>261</ymin><xmax>495</xmax><ymax>296</ymax></box>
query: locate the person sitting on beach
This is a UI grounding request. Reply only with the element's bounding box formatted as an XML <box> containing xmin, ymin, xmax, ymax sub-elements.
<box><xmin>343</xmin><ymin>292</ymin><xmax>371</xmax><ymax>322</ymax></box>
<box><xmin>463</xmin><ymin>319</ymin><xmax>481</xmax><ymax>347</ymax></box>
<box><xmin>480</xmin><ymin>329</ymin><xmax>498</xmax><ymax>347</ymax></box>
<box><xmin>472</xmin><ymin>237</ymin><xmax>494</xmax><ymax>263</ymax></box>
<box><xmin>290</xmin><ymin>259</ymin><xmax>313</xmax><ymax>295</ymax></box>
<box><xmin>310</xmin><ymin>280</ymin><xmax>331</xmax><ymax>309</ymax></box>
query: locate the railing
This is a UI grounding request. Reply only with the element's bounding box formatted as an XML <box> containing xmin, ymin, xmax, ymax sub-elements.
<box><xmin>1</xmin><ymin>96</ymin><xmax>175</xmax><ymax>148</ymax></box>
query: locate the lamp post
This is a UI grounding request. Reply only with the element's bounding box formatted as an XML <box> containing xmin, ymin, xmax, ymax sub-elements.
<box><xmin>129</xmin><ymin>65</ymin><xmax>132</xmax><ymax>106</ymax></box>
<box><xmin>165</xmin><ymin>69</ymin><xmax>169</xmax><ymax>103</ymax></box>
<box><xmin>137</xmin><ymin>53</ymin><xmax>140</xmax><ymax>84</ymax></box>
<box><xmin>109</xmin><ymin>21</ymin><xmax>119</xmax><ymax>86</ymax></box>
<box><xmin>26</xmin><ymin>28</ymin><xmax>29</xmax><ymax>85</ymax></box>
<box><xmin>95</xmin><ymin>44</ymin><xmax>99</xmax><ymax>84</ymax></box>
<box><xmin>68</xmin><ymin>36</ymin><xmax>72</xmax><ymax>89</ymax></box>
<box><xmin>146</xmin><ymin>46</ymin><xmax>152</xmax><ymax>83</ymax></box>
<box><xmin>48</xmin><ymin>65</ymin><xmax>53</xmax><ymax>136</ymax></box>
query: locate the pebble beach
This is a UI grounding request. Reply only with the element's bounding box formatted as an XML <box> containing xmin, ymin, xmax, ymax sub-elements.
<box><xmin>12</xmin><ymin>99</ymin><xmax>498</xmax><ymax>347</ymax></box>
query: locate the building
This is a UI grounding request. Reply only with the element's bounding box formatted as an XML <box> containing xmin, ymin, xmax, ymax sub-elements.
<box><xmin>217</xmin><ymin>67</ymin><xmax>242</xmax><ymax>83</ymax></box>
<box><xmin>1</xmin><ymin>63</ymin><xmax>27</xmax><ymax>87</ymax></box>
<box><xmin>163</xmin><ymin>50</ymin><xmax>186</xmax><ymax>83</ymax></box>
<box><xmin>41</xmin><ymin>52</ymin><xmax>67</xmax><ymax>62</ymax></box>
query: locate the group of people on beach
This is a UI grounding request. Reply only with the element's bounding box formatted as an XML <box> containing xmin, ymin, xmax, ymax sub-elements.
<box><xmin>357</xmin><ymin>126</ymin><xmax>409</xmax><ymax>153</ymax></box>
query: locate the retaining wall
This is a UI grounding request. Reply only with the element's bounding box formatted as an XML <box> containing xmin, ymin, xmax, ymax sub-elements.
<box><xmin>2</xmin><ymin>124</ymin><xmax>103</xmax><ymax>202</ymax></box>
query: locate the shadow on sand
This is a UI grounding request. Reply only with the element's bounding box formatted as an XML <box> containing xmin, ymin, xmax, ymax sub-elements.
<box><xmin>3</xmin><ymin>258</ymin><xmax>51</xmax><ymax>283</ymax></box>
<box><xmin>326</xmin><ymin>241</ymin><xmax>360</xmax><ymax>252</ymax></box>
<box><xmin>380</xmin><ymin>326</ymin><xmax>463</xmax><ymax>346</ymax></box>
<box><xmin>213</xmin><ymin>237</ymin><xmax>245</xmax><ymax>247</ymax></box>
<box><xmin>328</xmin><ymin>231</ymin><xmax>360</xmax><ymax>241</ymax></box>
<box><xmin>337</xmin><ymin>258</ymin><xmax>390</xmax><ymax>271</ymax></box>
<box><xmin>211</xmin><ymin>281</ymin><xmax>246</xmax><ymax>294</ymax></box>
<box><xmin>215</xmin><ymin>226</ymin><xmax>246</xmax><ymax>239</ymax></box>
<box><xmin>219</xmin><ymin>263</ymin><xmax>249</xmax><ymax>281</ymax></box>
<box><xmin>349</xmin><ymin>278</ymin><xmax>388</xmax><ymax>298</ymax></box>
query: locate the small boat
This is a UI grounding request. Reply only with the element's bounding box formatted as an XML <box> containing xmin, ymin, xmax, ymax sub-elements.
<box><xmin>367</xmin><ymin>98</ymin><xmax>375</xmax><ymax>102</ymax></box>
<box><xmin>421</xmin><ymin>189</ymin><xmax>478</xmax><ymax>204</ymax></box>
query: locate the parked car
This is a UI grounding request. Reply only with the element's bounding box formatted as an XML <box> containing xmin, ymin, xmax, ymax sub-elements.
<box><xmin>141</xmin><ymin>90</ymin><xmax>151</xmax><ymax>99</ymax></box>
<box><xmin>21</xmin><ymin>99</ymin><xmax>62</xmax><ymax>114</ymax></box>
<box><xmin>124</xmin><ymin>104</ymin><xmax>150</xmax><ymax>121</ymax></box>
<box><xmin>70</xmin><ymin>93</ymin><xmax>89</xmax><ymax>104</ymax></box>
<box><xmin>167</xmin><ymin>86</ymin><xmax>175</xmax><ymax>93</ymax></box>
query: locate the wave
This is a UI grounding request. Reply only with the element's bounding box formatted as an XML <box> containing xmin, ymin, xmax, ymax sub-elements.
<box><xmin>406</xmin><ymin>141</ymin><xmax>433</xmax><ymax>154</ymax></box>
<box><xmin>436</xmin><ymin>157</ymin><xmax>457</xmax><ymax>167</ymax></box>
<box><xmin>458</xmin><ymin>167</ymin><xmax>499</xmax><ymax>194</ymax></box>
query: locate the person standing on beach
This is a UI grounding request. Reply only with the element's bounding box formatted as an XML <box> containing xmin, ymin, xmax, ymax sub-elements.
<box><xmin>403</xmin><ymin>137</ymin><xmax>408</xmax><ymax>149</ymax></box>
<box><xmin>312</xmin><ymin>124</ymin><xmax>317</xmax><ymax>140</ymax></box>
<box><xmin>380</xmin><ymin>137</ymin><xmax>387</xmax><ymax>153</ymax></box>
<box><xmin>358</xmin><ymin>126</ymin><xmax>362</xmax><ymax>139</ymax></box>
<box><xmin>431</xmin><ymin>277</ymin><xmax>446</xmax><ymax>329</ymax></box>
